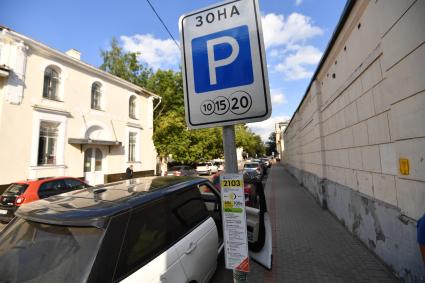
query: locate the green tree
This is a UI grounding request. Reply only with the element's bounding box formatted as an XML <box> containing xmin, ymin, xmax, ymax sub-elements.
<box><xmin>266</xmin><ymin>132</ymin><xmax>276</xmax><ymax>156</ymax></box>
<box><xmin>235</xmin><ymin>124</ymin><xmax>265</xmax><ymax>157</ymax></box>
<box><xmin>153</xmin><ymin>112</ymin><xmax>223</xmax><ymax>163</ymax></box>
<box><xmin>145</xmin><ymin>69</ymin><xmax>185</xmax><ymax>117</ymax></box>
<box><xmin>100</xmin><ymin>38</ymin><xmax>152</xmax><ymax>86</ymax></box>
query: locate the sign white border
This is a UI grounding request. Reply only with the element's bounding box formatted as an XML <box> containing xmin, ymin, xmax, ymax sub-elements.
<box><xmin>179</xmin><ymin>0</ymin><xmax>271</xmax><ymax>129</ymax></box>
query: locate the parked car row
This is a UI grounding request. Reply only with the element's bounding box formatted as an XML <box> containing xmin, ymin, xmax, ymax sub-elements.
<box><xmin>196</xmin><ymin>162</ymin><xmax>218</xmax><ymax>175</ymax></box>
<box><xmin>0</xmin><ymin>176</ymin><xmax>272</xmax><ymax>282</ymax></box>
<box><xmin>165</xmin><ymin>161</ymin><xmax>225</xmax><ymax>177</ymax></box>
<box><xmin>242</xmin><ymin>158</ymin><xmax>270</xmax><ymax>180</ymax></box>
<box><xmin>167</xmin><ymin>165</ymin><xmax>198</xmax><ymax>177</ymax></box>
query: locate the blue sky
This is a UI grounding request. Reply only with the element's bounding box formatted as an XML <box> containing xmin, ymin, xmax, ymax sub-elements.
<box><xmin>1</xmin><ymin>0</ymin><xmax>346</xmax><ymax>140</ymax></box>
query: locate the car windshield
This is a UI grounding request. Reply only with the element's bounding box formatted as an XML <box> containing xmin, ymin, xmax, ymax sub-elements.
<box><xmin>170</xmin><ymin>166</ymin><xmax>184</xmax><ymax>171</ymax></box>
<box><xmin>244</xmin><ymin>163</ymin><xmax>258</xmax><ymax>169</ymax></box>
<box><xmin>0</xmin><ymin>218</ymin><xmax>104</xmax><ymax>282</ymax></box>
<box><xmin>4</xmin><ymin>183</ymin><xmax>28</xmax><ymax>195</ymax></box>
<box><xmin>198</xmin><ymin>163</ymin><xmax>208</xmax><ymax>166</ymax></box>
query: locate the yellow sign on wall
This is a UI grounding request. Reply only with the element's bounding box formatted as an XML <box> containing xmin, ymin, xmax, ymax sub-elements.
<box><xmin>399</xmin><ymin>158</ymin><xmax>409</xmax><ymax>175</ymax></box>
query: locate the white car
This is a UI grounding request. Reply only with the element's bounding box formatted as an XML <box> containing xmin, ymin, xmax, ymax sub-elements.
<box><xmin>0</xmin><ymin>177</ymin><xmax>272</xmax><ymax>282</ymax></box>
<box><xmin>196</xmin><ymin>162</ymin><xmax>218</xmax><ymax>175</ymax></box>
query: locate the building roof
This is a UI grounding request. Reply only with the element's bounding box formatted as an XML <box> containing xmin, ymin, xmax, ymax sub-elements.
<box><xmin>284</xmin><ymin>0</ymin><xmax>356</xmax><ymax>134</ymax></box>
<box><xmin>0</xmin><ymin>26</ymin><xmax>160</xmax><ymax>99</ymax></box>
<box><xmin>15</xmin><ymin>176</ymin><xmax>207</xmax><ymax>228</ymax></box>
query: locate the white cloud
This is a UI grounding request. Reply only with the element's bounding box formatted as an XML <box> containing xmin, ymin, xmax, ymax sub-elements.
<box><xmin>261</xmin><ymin>12</ymin><xmax>323</xmax><ymax>49</ymax></box>
<box><xmin>120</xmin><ymin>34</ymin><xmax>180</xmax><ymax>70</ymax></box>
<box><xmin>261</xmin><ymin>12</ymin><xmax>323</xmax><ymax>81</ymax></box>
<box><xmin>271</xmin><ymin>89</ymin><xmax>287</xmax><ymax>105</ymax></box>
<box><xmin>275</xmin><ymin>45</ymin><xmax>322</xmax><ymax>80</ymax></box>
<box><xmin>295</xmin><ymin>0</ymin><xmax>303</xmax><ymax>6</ymax></box>
<box><xmin>248</xmin><ymin>115</ymin><xmax>291</xmax><ymax>141</ymax></box>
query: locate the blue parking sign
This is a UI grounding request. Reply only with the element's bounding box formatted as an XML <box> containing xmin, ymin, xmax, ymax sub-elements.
<box><xmin>191</xmin><ymin>25</ymin><xmax>254</xmax><ymax>93</ymax></box>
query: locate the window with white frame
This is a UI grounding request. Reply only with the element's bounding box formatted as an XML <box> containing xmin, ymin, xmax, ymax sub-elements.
<box><xmin>91</xmin><ymin>82</ymin><xmax>102</xmax><ymax>110</ymax></box>
<box><xmin>128</xmin><ymin>132</ymin><xmax>137</xmax><ymax>162</ymax></box>
<box><xmin>42</xmin><ymin>67</ymin><xmax>60</xmax><ymax>100</ymax></box>
<box><xmin>129</xmin><ymin>95</ymin><xmax>137</xmax><ymax>119</ymax></box>
<box><xmin>37</xmin><ymin>121</ymin><xmax>60</xmax><ymax>165</ymax></box>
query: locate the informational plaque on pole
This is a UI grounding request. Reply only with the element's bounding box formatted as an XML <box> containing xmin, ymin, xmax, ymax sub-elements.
<box><xmin>220</xmin><ymin>173</ymin><xmax>250</xmax><ymax>272</ymax></box>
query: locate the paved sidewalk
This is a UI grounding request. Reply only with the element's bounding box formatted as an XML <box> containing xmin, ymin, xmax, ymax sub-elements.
<box><xmin>263</xmin><ymin>164</ymin><xmax>399</xmax><ymax>283</ymax></box>
<box><xmin>212</xmin><ymin>164</ymin><xmax>399</xmax><ymax>282</ymax></box>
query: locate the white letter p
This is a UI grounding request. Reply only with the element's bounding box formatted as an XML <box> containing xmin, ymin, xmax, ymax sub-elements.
<box><xmin>206</xmin><ymin>36</ymin><xmax>239</xmax><ymax>85</ymax></box>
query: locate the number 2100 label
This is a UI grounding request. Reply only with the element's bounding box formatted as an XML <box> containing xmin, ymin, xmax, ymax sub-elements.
<box><xmin>200</xmin><ymin>91</ymin><xmax>252</xmax><ymax>116</ymax></box>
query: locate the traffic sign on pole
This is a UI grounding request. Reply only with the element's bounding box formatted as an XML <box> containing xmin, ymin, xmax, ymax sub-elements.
<box><xmin>179</xmin><ymin>0</ymin><xmax>271</xmax><ymax>129</ymax></box>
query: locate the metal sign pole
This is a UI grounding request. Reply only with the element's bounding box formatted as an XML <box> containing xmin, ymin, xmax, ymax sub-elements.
<box><xmin>222</xmin><ymin>125</ymin><xmax>247</xmax><ymax>283</ymax></box>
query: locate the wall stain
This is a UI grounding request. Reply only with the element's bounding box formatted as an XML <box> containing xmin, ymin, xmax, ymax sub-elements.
<box><xmin>361</xmin><ymin>196</ymin><xmax>370</xmax><ymax>214</ymax></box>
<box><xmin>352</xmin><ymin>213</ymin><xmax>362</xmax><ymax>235</ymax></box>
<box><xmin>368</xmin><ymin>239</ymin><xmax>376</xmax><ymax>249</ymax></box>
<box><xmin>362</xmin><ymin>195</ymin><xmax>386</xmax><ymax>243</ymax></box>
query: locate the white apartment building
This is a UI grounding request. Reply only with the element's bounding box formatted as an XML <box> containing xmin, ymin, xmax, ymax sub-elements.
<box><xmin>0</xmin><ymin>27</ymin><xmax>160</xmax><ymax>190</ymax></box>
<box><xmin>275</xmin><ymin>121</ymin><xmax>288</xmax><ymax>160</ymax></box>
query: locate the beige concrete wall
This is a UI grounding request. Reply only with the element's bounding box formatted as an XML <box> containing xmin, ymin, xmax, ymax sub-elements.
<box><xmin>283</xmin><ymin>0</ymin><xmax>425</xmax><ymax>220</ymax></box>
<box><xmin>0</xmin><ymin>35</ymin><xmax>157</xmax><ymax>185</ymax></box>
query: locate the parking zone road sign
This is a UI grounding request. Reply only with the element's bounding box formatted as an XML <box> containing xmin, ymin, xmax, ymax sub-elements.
<box><xmin>179</xmin><ymin>0</ymin><xmax>271</xmax><ymax>129</ymax></box>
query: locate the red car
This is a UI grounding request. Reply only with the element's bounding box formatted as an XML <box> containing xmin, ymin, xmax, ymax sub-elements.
<box><xmin>0</xmin><ymin>177</ymin><xmax>90</xmax><ymax>223</ymax></box>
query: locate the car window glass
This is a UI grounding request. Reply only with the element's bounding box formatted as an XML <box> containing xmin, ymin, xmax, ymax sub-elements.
<box><xmin>63</xmin><ymin>179</ymin><xmax>87</xmax><ymax>191</ymax></box>
<box><xmin>115</xmin><ymin>199</ymin><xmax>169</xmax><ymax>281</ymax></box>
<box><xmin>39</xmin><ymin>181</ymin><xmax>55</xmax><ymax>193</ymax></box>
<box><xmin>4</xmin><ymin>184</ymin><xmax>28</xmax><ymax>195</ymax></box>
<box><xmin>198</xmin><ymin>184</ymin><xmax>220</xmax><ymax>212</ymax></box>
<box><xmin>0</xmin><ymin>218</ymin><xmax>103</xmax><ymax>283</ymax></box>
<box><xmin>197</xmin><ymin>184</ymin><xmax>222</xmax><ymax>241</ymax></box>
<box><xmin>244</xmin><ymin>163</ymin><xmax>258</xmax><ymax>168</ymax></box>
<box><xmin>39</xmin><ymin>180</ymin><xmax>66</xmax><ymax>198</ymax></box>
<box><xmin>168</xmin><ymin>188</ymin><xmax>209</xmax><ymax>233</ymax></box>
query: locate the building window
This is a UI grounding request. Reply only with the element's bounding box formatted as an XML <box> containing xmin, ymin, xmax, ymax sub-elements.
<box><xmin>91</xmin><ymin>82</ymin><xmax>102</xmax><ymax>110</ymax></box>
<box><xmin>128</xmin><ymin>132</ymin><xmax>137</xmax><ymax>162</ymax></box>
<box><xmin>37</xmin><ymin>121</ymin><xmax>60</xmax><ymax>165</ymax></box>
<box><xmin>43</xmin><ymin>67</ymin><xmax>60</xmax><ymax>100</ymax></box>
<box><xmin>129</xmin><ymin>96</ymin><xmax>137</xmax><ymax>119</ymax></box>
<box><xmin>95</xmin><ymin>148</ymin><xmax>102</xmax><ymax>171</ymax></box>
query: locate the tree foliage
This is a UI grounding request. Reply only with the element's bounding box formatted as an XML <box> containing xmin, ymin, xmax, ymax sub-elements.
<box><xmin>235</xmin><ymin>125</ymin><xmax>265</xmax><ymax>157</ymax></box>
<box><xmin>100</xmin><ymin>39</ymin><xmax>265</xmax><ymax>163</ymax></box>
<box><xmin>266</xmin><ymin>132</ymin><xmax>277</xmax><ymax>156</ymax></box>
<box><xmin>100</xmin><ymin>38</ymin><xmax>152</xmax><ymax>86</ymax></box>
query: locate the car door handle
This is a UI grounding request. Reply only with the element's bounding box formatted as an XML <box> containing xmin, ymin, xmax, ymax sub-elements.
<box><xmin>185</xmin><ymin>242</ymin><xmax>197</xmax><ymax>254</ymax></box>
